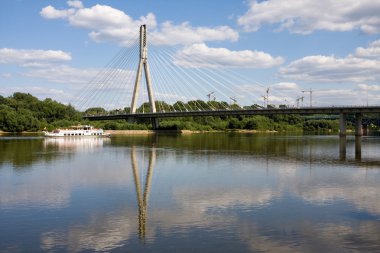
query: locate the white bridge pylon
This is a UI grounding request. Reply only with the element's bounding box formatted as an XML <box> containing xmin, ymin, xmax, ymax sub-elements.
<box><xmin>131</xmin><ymin>24</ymin><xmax>156</xmax><ymax>114</ymax></box>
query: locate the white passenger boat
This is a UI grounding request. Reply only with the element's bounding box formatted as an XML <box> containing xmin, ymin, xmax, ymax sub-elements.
<box><xmin>43</xmin><ymin>125</ymin><xmax>110</xmax><ymax>137</ymax></box>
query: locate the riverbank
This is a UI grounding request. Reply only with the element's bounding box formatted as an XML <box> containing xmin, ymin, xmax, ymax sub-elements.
<box><xmin>103</xmin><ymin>129</ymin><xmax>287</xmax><ymax>135</ymax></box>
<box><xmin>105</xmin><ymin>129</ymin><xmax>276</xmax><ymax>135</ymax></box>
<box><xmin>104</xmin><ymin>130</ymin><xmax>214</xmax><ymax>135</ymax></box>
<box><xmin>0</xmin><ymin>129</ymin><xmax>361</xmax><ymax>136</ymax></box>
<box><xmin>0</xmin><ymin>130</ymin><xmax>260</xmax><ymax>136</ymax></box>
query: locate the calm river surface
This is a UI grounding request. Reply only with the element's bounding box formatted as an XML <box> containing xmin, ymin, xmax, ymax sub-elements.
<box><xmin>0</xmin><ymin>133</ymin><xmax>380</xmax><ymax>252</ymax></box>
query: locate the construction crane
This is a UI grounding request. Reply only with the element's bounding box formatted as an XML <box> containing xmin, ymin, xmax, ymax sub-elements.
<box><xmin>296</xmin><ymin>96</ymin><xmax>304</xmax><ymax>108</ymax></box>
<box><xmin>302</xmin><ymin>88</ymin><xmax>312</xmax><ymax>107</ymax></box>
<box><xmin>283</xmin><ymin>98</ymin><xmax>289</xmax><ymax>108</ymax></box>
<box><xmin>262</xmin><ymin>95</ymin><xmax>267</xmax><ymax>108</ymax></box>
<box><xmin>261</xmin><ymin>87</ymin><xmax>270</xmax><ymax>108</ymax></box>
<box><xmin>207</xmin><ymin>91</ymin><xmax>215</xmax><ymax>102</ymax></box>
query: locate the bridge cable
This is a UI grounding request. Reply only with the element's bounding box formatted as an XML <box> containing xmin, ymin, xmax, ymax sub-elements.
<box><xmin>150</xmin><ymin>47</ymin><xmax>206</xmax><ymax>111</ymax></box>
<box><xmin>151</xmin><ymin>48</ymin><xmax>214</xmax><ymax>111</ymax></box>
<box><xmin>76</xmin><ymin>37</ymin><xmax>140</xmax><ymax>111</ymax></box>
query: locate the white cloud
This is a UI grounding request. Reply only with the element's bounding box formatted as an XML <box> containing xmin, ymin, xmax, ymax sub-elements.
<box><xmin>173</xmin><ymin>43</ymin><xmax>283</xmax><ymax>68</ymax></box>
<box><xmin>238</xmin><ymin>0</ymin><xmax>380</xmax><ymax>34</ymax></box>
<box><xmin>279</xmin><ymin>40</ymin><xmax>380</xmax><ymax>83</ymax></box>
<box><xmin>21</xmin><ymin>65</ymin><xmax>135</xmax><ymax>88</ymax></box>
<box><xmin>235</xmin><ymin>82</ymin><xmax>380</xmax><ymax>106</ymax></box>
<box><xmin>42</xmin><ymin>211</ymin><xmax>134</xmax><ymax>252</ymax></box>
<box><xmin>0</xmin><ymin>47</ymin><xmax>134</xmax><ymax>86</ymax></box>
<box><xmin>174</xmin><ymin>187</ymin><xmax>276</xmax><ymax>213</ymax></box>
<box><xmin>279</xmin><ymin>55</ymin><xmax>380</xmax><ymax>83</ymax></box>
<box><xmin>0</xmin><ymin>86</ymin><xmax>75</xmax><ymax>104</ymax></box>
<box><xmin>40</xmin><ymin>5</ymin><xmax>75</xmax><ymax>19</ymax></box>
<box><xmin>0</xmin><ymin>48</ymin><xmax>71</xmax><ymax>66</ymax></box>
<box><xmin>41</xmin><ymin>4</ymin><xmax>157</xmax><ymax>46</ymax></box>
<box><xmin>310</xmin><ymin>88</ymin><xmax>366</xmax><ymax>106</ymax></box>
<box><xmin>272</xmin><ymin>82</ymin><xmax>298</xmax><ymax>90</ymax></box>
<box><xmin>357</xmin><ymin>83</ymin><xmax>380</xmax><ymax>91</ymax></box>
<box><xmin>235</xmin><ymin>83</ymin><xmax>300</xmax><ymax>106</ymax></box>
<box><xmin>67</xmin><ymin>0</ymin><xmax>83</xmax><ymax>9</ymax></box>
<box><xmin>68</xmin><ymin>5</ymin><xmax>156</xmax><ymax>30</ymax></box>
<box><xmin>355</xmin><ymin>39</ymin><xmax>380</xmax><ymax>58</ymax></box>
<box><xmin>40</xmin><ymin>3</ymin><xmax>238</xmax><ymax>46</ymax></box>
<box><xmin>23</xmin><ymin>65</ymin><xmax>99</xmax><ymax>84</ymax></box>
<box><xmin>150</xmin><ymin>22</ymin><xmax>238</xmax><ymax>45</ymax></box>
<box><xmin>18</xmin><ymin>64</ymin><xmax>137</xmax><ymax>109</ymax></box>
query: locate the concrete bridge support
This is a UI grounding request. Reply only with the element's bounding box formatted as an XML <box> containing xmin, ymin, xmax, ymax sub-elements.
<box><xmin>128</xmin><ymin>116</ymin><xmax>137</xmax><ymax>124</ymax></box>
<box><xmin>339</xmin><ymin>113</ymin><xmax>346</xmax><ymax>136</ymax></box>
<box><xmin>363</xmin><ymin>124</ymin><xmax>368</xmax><ymax>136</ymax></box>
<box><xmin>354</xmin><ymin>113</ymin><xmax>363</xmax><ymax>161</ymax></box>
<box><xmin>339</xmin><ymin>112</ymin><xmax>363</xmax><ymax>160</ymax></box>
<box><xmin>151</xmin><ymin>118</ymin><xmax>159</xmax><ymax>130</ymax></box>
<box><xmin>355</xmin><ymin>136</ymin><xmax>362</xmax><ymax>160</ymax></box>
<box><xmin>339</xmin><ymin>135</ymin><xmax>362</xmax><ymax>161</ymax></box>
<box><xmin>129</xmin><ymin>117</ymin><xmax>159</xmax><ymax>130</ymax></box>
<box><xmin>339</xmin><ymin>135</ymin><xmax>346</xmax><ymax>160</ymax></box>
<box><xmin>355</xmin><ymin>113</ymin><xmax>363</xmax><ymax>136</ymax></box>
<box><xmin>131</xmin><ymin>24</ymin><xmax>156</xmax><ymax>115</ymax></box>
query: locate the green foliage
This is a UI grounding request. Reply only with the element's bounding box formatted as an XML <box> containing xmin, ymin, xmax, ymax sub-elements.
<box><xmin>242</xmin><ymin>104</ymin><xmax>265</xmax><ymax>110</ymax></box>
<box><xmin>303</xmin><ymin>120</ymin><xmax>339</xmax><ymax>132</ymax></box>
<box><xmin>187</xmin><ymin>100</ymin><xmax>209</xmax><ymax>110</ymax></box>
<box><xmin>85</xmin><ymin>107</ymin><xmax>107</xmax><ymax>115</ymax></box>
<box><xmin>269</xmin><ymin>114</ymin><xmax>302</xmax><ymax>125</ymax></box>
<box><xmin>207</xmin><ymin>100</ymin><xmax>230</xmax><ymax>110</ymax></box>
<box><xmin>155</xmin><ymin>101</ymin><xmax>174</xmax><ymax>112</ymax></box>
<box><xmin>158</xmin><ymin>119</ymin><xmax>212</xmax><ymax>131</ymax></box>
<box><xmin>0</xmin><ymin>106</ymin><xmax>40</xmax><ymax>132</ymax></box>
<box><xmin>0</xmin><ymin>93</ymin><xmax>81</xmax><ymax>132</ymax></box>
<box><xmin>136</xmin><ymin>102</ymin><xmax>151</xmax><ymax>113</ymax></box>
<box><xmin>173</xmin><ymin>101</ymin><xmax>187</xmax><ymax>111</ymax></box>
<box><xmin>228</xmin><ymin>117</ymin><xmax>243</xmax><ymax>129</ymax></box>
<box><xmin>192</xmin><ymin>116</ymin><xmax>228</xmax><ymax>130</ymax></box>
<box><xmin>92</xmin><ymin>120</ymin><xmax>148</xmax><ymax>130</ymax></box>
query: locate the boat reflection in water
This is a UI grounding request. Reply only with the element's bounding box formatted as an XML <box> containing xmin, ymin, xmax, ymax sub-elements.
<box><xmin>43</xmin><ymin>136</ymin><xmax>111</xmax><ymax>152</ymax></box>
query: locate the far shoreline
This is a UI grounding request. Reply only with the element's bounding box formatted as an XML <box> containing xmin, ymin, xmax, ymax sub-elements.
<box><xmin>0</xmin><ymin>129</ymin><xmax>359</xmax><ymax>136</ymax></box>
<box><xmin>104</xmin><ymin>130</ymin><xmax>222</xmax><ymax>135</ymax></box>
<box><xmin>0</xmin><ymin>129</ymin><xmax>264</xmax><ymax>135</ymax></box>
<box><xmin>102</xmin><ymin>129</ymin><xmax>281</xmax><ymax>135</ymax></box>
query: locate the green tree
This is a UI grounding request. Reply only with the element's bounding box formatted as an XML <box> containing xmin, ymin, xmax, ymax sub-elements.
<box><xmin>84</xmin><ymin>107</ymin><xmax>107</xmax><ymax>115</ymax></box>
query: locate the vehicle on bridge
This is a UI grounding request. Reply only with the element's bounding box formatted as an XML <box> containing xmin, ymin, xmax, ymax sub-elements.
<box><xmin>43</xmin><ymin>125</ymin><xmax>110</xmax><ymax>137</ymax></box>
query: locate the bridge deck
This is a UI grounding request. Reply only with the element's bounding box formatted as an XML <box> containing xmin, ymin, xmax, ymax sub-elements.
<box><xmin>83</xmin><ymin>106</ymin><xmax>380</xmax><ymax>121</ymax></box>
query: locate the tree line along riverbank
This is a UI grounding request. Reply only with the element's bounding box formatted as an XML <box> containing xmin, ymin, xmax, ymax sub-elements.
<box><xmin>0</xmin><ymin>92</ymin><xmax>376</xmax><ymax>133</ymax></box>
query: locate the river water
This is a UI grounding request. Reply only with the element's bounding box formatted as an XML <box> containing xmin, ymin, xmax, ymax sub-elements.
<box><xmin>0</xmin><ymin>133</ymin><xmax>379</xmax><ymax>252</ymax></box>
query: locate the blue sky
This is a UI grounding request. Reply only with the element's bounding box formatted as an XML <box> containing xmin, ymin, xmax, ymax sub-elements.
<box><xmin>1</xmin><ymin>0</ymin><xmax>380</xmax><ymax>109</ymax></box>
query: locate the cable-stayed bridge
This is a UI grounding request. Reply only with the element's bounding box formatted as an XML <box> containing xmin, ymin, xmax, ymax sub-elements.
<box><xmin>77</xmin><ymin>25</ymin><xmax>380</xmax><ymax>134</ymax></box>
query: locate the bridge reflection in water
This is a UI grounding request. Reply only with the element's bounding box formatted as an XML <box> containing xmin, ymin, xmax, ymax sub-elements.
<box><xmin>339</xmin><ymin>136</ymin><xmax>363</xmax><ymax>161</ymax></box>
<box><xmin>131</xmin><ymin>146</ymin><xmax>155</xmax><ymax>241</ymax></box>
